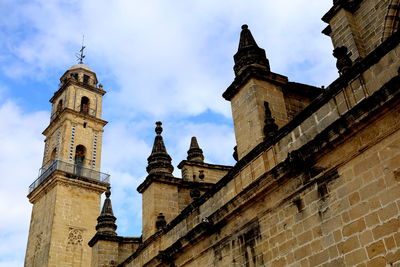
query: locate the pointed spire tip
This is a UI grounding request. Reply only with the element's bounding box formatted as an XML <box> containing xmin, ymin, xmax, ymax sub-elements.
<box><xmin>187</xmin><ymin>136</ymin><xmax>204</xmax><ymax>162</ymax></box>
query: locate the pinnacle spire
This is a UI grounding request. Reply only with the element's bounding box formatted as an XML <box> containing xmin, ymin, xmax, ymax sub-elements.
<box><xmin>95</xmin><ymin>187</ymin><xmax>117</xmax><ymax>236</ymax></box>
<box><xmin>146</xmin><ymin>122</ymin><xmax>174</xmax><ymax>175</ymax></box>
<box><xmin>187</xmin><ymin>136</ymin><xmax>204</xmax><ymax>162</ymax></box>
<box><xmin>233</xmin><ymin>24</ymin><xmax>270</xmax><ymax>76</ymax></box>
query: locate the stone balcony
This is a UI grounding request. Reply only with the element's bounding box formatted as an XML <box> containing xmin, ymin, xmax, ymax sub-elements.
<box><xmin>29</xmin><ymin>159</ymin><xmax>110</xmax><ymax>193</ymax></box>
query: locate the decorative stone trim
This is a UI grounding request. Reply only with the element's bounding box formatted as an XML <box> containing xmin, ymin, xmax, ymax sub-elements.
<box><xmin>92</xmin><ymin>132</ymin><xmax>98</xmax><ymax>168</ymax></box>
<box><xmin>69</xmin><ymin>125</ymin><xmax>76</xmax><ymax>161</ymax></box>
<box><xmin>56</xmin><ymin>128</ymin><xmax>61</xmax><ymax>159</ymax></box>
<box><xmin>67</xmin><ymin>228</ymin><xmax>83</xmax><ymax>246</ymax></box>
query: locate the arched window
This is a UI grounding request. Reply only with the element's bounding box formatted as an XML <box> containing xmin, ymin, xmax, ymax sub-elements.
<box><xmin>50</xmin><ymin>148</ymin><xmax>57</xmax><ymax>162</ymax></box>
<box><xmin>80</xmin><ymin>97</ymin><xmax>89</xmax><ymax>114</ymax></box>
<box><xmin>83</xmin><ymin>74</ymin><xmax>90</xmax><ymax>84</ymax></box>
<box><xmin>75</xmin><ymin>145</ymin><xmax>86</xmax><ymax>176</ymax></box>
<box><xmin>57</xmin><ymin>99</ymin><xmax>63</xmax><ymax>113</ymax></box>
<box><xmin>74</xmin><ymin>145</ymin><xmax>86</xmax><ymax>165</ymax></box>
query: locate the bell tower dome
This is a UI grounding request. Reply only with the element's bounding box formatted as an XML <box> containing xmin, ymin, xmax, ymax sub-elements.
<box><xmin>24</xmin><ymin>61</ymin><xmax>110</xmax><ymax>267</ymax></box>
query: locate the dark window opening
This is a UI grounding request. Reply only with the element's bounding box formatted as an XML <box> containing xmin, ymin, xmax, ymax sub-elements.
<box><xmin>83</xmin><ymin>74</ymin><xmax>90</xmax><ymax>84</ymax></box>
<box><xmin>80</xmin><ymin>96</ymin><xmax>89</xmax><ymax>114</ymax></box>
<box><xmin>75</xmin><ymin>145</ymin><xmax>86</xmax><ymax>165</ymax></box>
<box><xmin>83</xmin><ymin>122</ymin><xmax>87</xmax><ymax>128</ymax></box>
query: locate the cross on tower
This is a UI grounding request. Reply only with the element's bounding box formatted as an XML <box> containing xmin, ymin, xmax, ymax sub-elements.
<box><xmin>76</xmin><ymin>35</ymin><xmax>86</xmax><ymax>64</ymax></box>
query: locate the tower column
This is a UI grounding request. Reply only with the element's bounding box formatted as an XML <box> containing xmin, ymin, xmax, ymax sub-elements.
<box><xmin>25</xmin><ymin>63</ymin><xmax>109</xmax><ymax>267</ymax></box>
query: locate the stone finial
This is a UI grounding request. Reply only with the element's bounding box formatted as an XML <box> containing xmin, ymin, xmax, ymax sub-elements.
<box><xmin>155</xmin><ymin>213</ymin><xmax>167</xmax><ymax>230</ymax></box>
<box><xmin>146</xmin><ymin>122</ymin><xmax>174</xmax><ymax>175</ymax></box>
<box><xmin>187</xmin><ymin>137</ymin><xmax>204</xmax><ymax>162</ymax></box>
<box><xmin>95</xmin><ymin>187</ymin><xmax>117</xmax><ymax>236</ymax></box>
<box><xmin>233</xmin><ymin>24</ymin><xmax>270</xmax><ymax>76</ymax></box>
<box><xmin>263</xmin><ymin>102</ymin><xmax>278</xmax><ymax>138</ymax></box>
<box><xmin>333</xmin><ymin>46</ymin><xmax>353</xmax><ymax>75</ymax></box>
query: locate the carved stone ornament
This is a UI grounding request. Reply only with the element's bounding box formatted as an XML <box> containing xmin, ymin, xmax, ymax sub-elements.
<box><xmin>34</xmin><ymin>232</ymin><xmax>43</xmax><ymax>252</ymax></box>
<box><xmin>67</xmin><ymin>228</ymin><xmax>83</xmax><ymax>246</ymax></box>
<box><xmin>333</xmin><ymin>46</ymin><xmax>353</xmax><ymax>75</ymax></box>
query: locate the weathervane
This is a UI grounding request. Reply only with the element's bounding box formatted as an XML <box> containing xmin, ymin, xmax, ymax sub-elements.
<box><xmin>76</xmin><ymin>35</ymin><xmax>86</xmax><ymax>64</ymax></box>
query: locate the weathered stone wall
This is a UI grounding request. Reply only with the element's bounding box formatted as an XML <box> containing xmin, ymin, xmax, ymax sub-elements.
<box><xmin>283</xmin><ymin>89</ymin><xmax>315</xmax><ymax>121</ymax></box>
<box><xmin>125</xmin><ymin>82</ymin><xmax>400</xmax><ymax>267</ymax></box>
<box><xmin>142</xmin><ymin>182</ymin><xmax>180</xmax><ymax>240</ymax></box>
<box><xmin>25</xmin><ymin>175</ymin><xmax>106</xmax><ymax>267</ymax></box>
<box><xmin>120</xmin><ymin>37</ymin><xmax>400</xmax><ymax>267</ymax></box>
<box><xmin>25</xmin><ymin>184</ymin><xmax>57</xmax><ymax>267</ymax></box>
<box><xmin>91</xmin><ymin>240</ymin><xmax>119</xmax><ymax>267</ymax></box>
<box><xmin>231</xmin><ymin>77</ymin><xmax>289</xmax><ymax>160</ymax></box>
<box><xmin>325</xmin><ymin>0</ymin><xmax>391</xmax><ymax>61</ymax></box>
<box><xmin>180</xmin><ymin>163</ymin><xmax>231</xmax><ymax>183</ymax></box>
<box><xmin>51</xmin><ymin>85</ymin><xmax>103</xmax><ymax>120</ymax></box>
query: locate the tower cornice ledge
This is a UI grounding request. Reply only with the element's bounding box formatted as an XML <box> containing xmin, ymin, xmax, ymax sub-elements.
<box><xmin>223</xmin><ymin>67</ymin><xmax>288</xmax><ymax>101</ymax></box>
<box><xmin>27</xmin><ymin>172</ymin><xmax>109</xmax><ymax>204</ymax></box>
<box><xmin>177</xmin><ymin>160</ymin><xmax>232</xmax><ymax>170</ymax></box>
<box><xmin>50</xmin><ymin>79</ymin><xmax>106</xmax><ymax>103</ymax></box>
<box><xmin>88</xmin><ymin>234</ymin><xmax>141</xmax><ymax>247</ymax></box>
<box><xmin>321</xmin><ymin>0</ymin><xmax>363</xmax><ymax>23</ymax></box>
<box><xmin>42</xmin><ymin>108</ymin><xmax>108</xmax><ymax>135</ymax></box>
<box><xmin>137</xmin><ymin>173</ymin><xmax>215</xmax><ymax>194</ymax></box>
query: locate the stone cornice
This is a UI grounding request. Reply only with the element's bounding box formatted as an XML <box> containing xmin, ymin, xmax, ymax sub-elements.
<box><xmin>322</xmin><ymin>0</ymin><xmax>363</xmax><ymax>23</ymax></box>
<box><xmin>42</xmin><ymin>108</ymin><xmax>108</xmax><ymax>135</ymax></box>
<box><xmin>88</xmin><ymin>233</ymin><xmax>141</xmax><ymax>247</ymax></box>
<box><xmin>177</xmin><ymin>160</ymin><xmax>233</xmax><ymax>170</ymax></box>
<box><xmin>284</xmin><ymin>82</ymin><xmax>322</xmax><ymax>98</ymax></box>
<box><xmin>137</xmin><ymin>173</ymin><xmax>215</xmax><ymax>193</ymax></box>
<box><xmin>222</xmin><ymin>67</ymin><xmax>288</xmax><ymax>101</ymax></box>
<box><xmin>50</xmin><ymin>79</ymin><xmax>106</xmax><ymax>103</ymax></box>
<box><xmin>27</xmin><ymin>172</ymin><xmax>109</xmax><ymax>203</ymax></box>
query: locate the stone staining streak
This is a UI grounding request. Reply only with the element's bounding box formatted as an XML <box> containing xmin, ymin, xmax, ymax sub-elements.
<box><xmin>92</xmin><ymin>132</ymin><xmax>98</xmax><ymax>168</ymax></box>
<box><xmin>69</xmin><ymin>126</ymin><xmax>76</xmax><ymax>161</ymax></box>
<box><xmin>213</xmin><ymin>220</ymin><xmax>263</xmax><ymax>266</ymax></box>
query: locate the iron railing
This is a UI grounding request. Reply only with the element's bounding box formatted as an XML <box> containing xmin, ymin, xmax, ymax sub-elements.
<box><xmin>29</xmin><ymin>159</ymin><xmax>110</xmax><ymax>193</ymax></box>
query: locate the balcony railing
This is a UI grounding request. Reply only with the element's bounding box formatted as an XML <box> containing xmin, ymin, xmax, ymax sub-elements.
<box><xmin>29</xmin><ymin>159</ymin><xmax>110</xmax><ymax>193</ymax></box>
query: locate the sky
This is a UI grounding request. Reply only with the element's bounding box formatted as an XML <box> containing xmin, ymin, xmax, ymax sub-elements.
<box><xmin>0</xmin><ymin>0</ymin><xmax>338</xmax><ymax>266</ymax></box>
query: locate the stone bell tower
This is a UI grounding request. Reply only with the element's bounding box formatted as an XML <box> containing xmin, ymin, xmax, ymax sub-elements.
<box><xmin>24</xmin><ymin>62</ymin><xmax>109</xmax><ymax>267</ymax></box>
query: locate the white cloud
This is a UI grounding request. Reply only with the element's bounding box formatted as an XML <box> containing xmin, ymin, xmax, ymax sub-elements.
<box><xmin>0</xmin><ymin>101</ymin><xmax>48</xmax><ymax>266</ymax></box>
<box><xmin>0</xmin><ymin>1</ymin><xmax>341</xmax><ymax>266</ymax></box>
<box><xmin>1</xmin><ymin>0</ymin><xmax>336</xmax><ymax>118</ymax></box>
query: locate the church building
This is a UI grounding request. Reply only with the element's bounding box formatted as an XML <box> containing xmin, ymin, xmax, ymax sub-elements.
<box><xmin>25</xmin><ymin>0</ymin><xmax>400</xmax><ymax>266</ymax></box>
